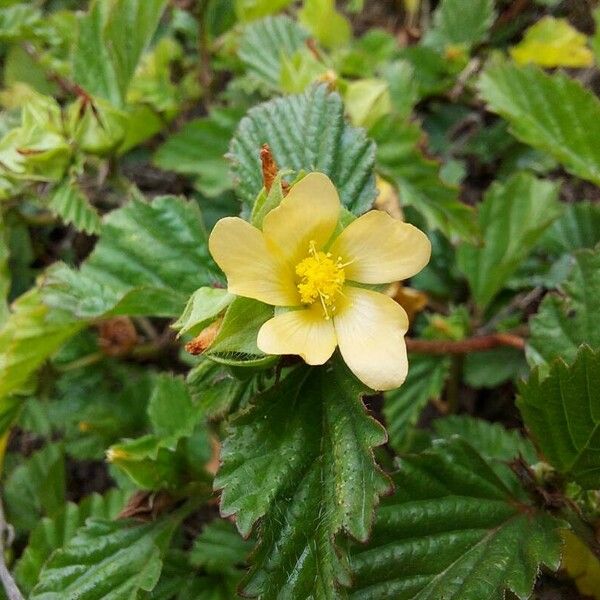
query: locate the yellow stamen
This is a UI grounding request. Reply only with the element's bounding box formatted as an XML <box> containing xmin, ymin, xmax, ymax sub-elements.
<box><xmin>295</xmin><ymin>241</ymin><xmax>345</xmax><ymax>319</ymax></box>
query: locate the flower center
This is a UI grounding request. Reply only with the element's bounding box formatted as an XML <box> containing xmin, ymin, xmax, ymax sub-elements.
<box><xmin>295</xmin><ymin>241</ymin><xmax>345</xmax><ymax>319</ymax></box>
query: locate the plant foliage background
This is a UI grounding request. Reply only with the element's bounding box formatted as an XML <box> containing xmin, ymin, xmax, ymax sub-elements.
<box><xmin>0</xmin><ymin>0</ymin><xmax>599</xmax><ymax>599</ymax></box>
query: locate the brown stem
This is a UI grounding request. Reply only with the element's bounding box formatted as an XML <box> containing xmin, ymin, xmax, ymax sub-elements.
<box><xmin>406</xmin><ymin>332</ymin><xmax>525</xmax><ymax>355</ymax></box>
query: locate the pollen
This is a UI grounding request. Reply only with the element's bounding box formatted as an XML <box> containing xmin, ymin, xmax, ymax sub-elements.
<box><xmin>295</xmin><ymin>241</ymin><xmax>345</xmax><ymax>319</ymax></box>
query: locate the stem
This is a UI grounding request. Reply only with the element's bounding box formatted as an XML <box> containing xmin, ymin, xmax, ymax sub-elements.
<box><xmin>0</xmin><ymin>500</ymin><xmax>24</xmax><ymax>600</ymax></box>
<box><xmin>560</xmin><ymin>505</ymin><xmax>600</xmax><ymax>561</ymax></box>
<box><xmin>405</xmin><ymin>332</ymin><xmax>525</xmax><ymax>355</ymax></box>
<box><xmin>55</xmin><ymin>351</ymin><xmax>104</xmax><ymax>372</ymax></box>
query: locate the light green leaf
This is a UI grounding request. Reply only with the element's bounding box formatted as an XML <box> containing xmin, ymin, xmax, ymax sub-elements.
<box><xmin>173</xmin><ymin>287</ymin><xmax>234</xmax><ymax>337</ymax></box>
<box><xmin>73</xmin><ymin>0</ymin><xmax>168</xmax><ymax>107</ymax></box>
<box><xmin>15</xmin><ymin>489</ymin><xmax>129</xmax><ymax>594</ymax></box>
<box><xmin>229</xmin><ymin>84</ymin><xmax>377</xmax><ymax>215</ymax></box>
<box><xmin>457</xmin><ymin>173</ymin><xmax>562</xmax><ymax>309</ymax></box>
<box><xmin>4</xmin><ymin>443</ymin><xmax>65</xmax><ymax>532</ymax></box>
<box><xmin>518</xmin><ymin>346</ymin><xmax>600</xmax><ymax>490</ymax></box>
<box><xmin>344</xmin><ymin>78</ymin><xmax>391</xmax><ymax>129</ymax></box>
<box><xmin>153</xmin><ymin>108</ymin><xmax>244</xmax><ymax>197</ymax></box>
<box><xmin>350</xmin><ymin>438</ymin><xmax>562</xmax><ymax>600</ymax></box>
<box><xmin>510</xmin><ymin>17</ymin><xmax>593</xmax><ymax>68</ymax></box>
<box><xmin>31</xmin><ymin>517</ymin><xmax>175</xmax><ymax>599</ymax></box>
<box><xmin>238</xmin><ymin>15</ymin><xmax>309</xmax><ymax>91</ymax></box>
<box><xmin>527</xmin><ymin>248</ymin><xmax>600</xmax><ymax>369</ymax></box>
<box><xmin>479</xmin><ymin>59</ymin><xmax>600</xmax><ymax>186</ymax></box>
<box><xmin>43</xmin><ymin>195</ymin><xmax>220</xmax><ymax>319</ymax></box>
<box><xmin>384</xmin><ymin>355</ymin><xmax>449</xmax><ymax>452</ymax></box>
<box><xmin>371</xmin><ymin>116</ymin><xmax>477</xmax><ymax>242</ymax></box>
<box><xmin>215</xmin><ymin>362</ymin><xmax>391</xmax><ymax>597</ymax></box>
<box><xmin>234</xmin><ymin>0</ymin><xmax>294</xmax><ymax>22</ymax></box>
<box><xmin>298</xmin><ymin>0</ymin><xmax>351</xmax><ymax>49</ymax></box>
<box><xmin>0</xmin><ymin>3</ymin><xmax>41</xmax><ymax>40</ymax></box>
<box><xmin>0</xmin><ymin>290</ymin><xmax>83</xmax><ymax>436</ymax></box>
<box><xmin>425</xmin><ymin>0</ymin><xmax>496</xmax><ymax>50</ymax></box>
<box><xmin>0</xmin><ymin>211</ymin><xmax>9</xmax><ymax>325</ymax></box>
<box><xmin>48</xmin><ymin>179</ymin><xmax>102</xmax><ymax>235</ymax></box>
<box><xmin>190</xmin><ymin>519</ymin><xmax>252</xmax><ymax>573</ymax></box>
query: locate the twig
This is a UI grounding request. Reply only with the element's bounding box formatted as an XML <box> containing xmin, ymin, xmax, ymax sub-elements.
<box><xmin>495</xmin><ymin>0</ymin><xmax>530</xmax><ymax>28</ymax></box>
<box><xmin>0</xmin><ymin>499</ymin><xmax>24</xmax><ymax>600</ymax></box>
<box><xmin>406</xmin><ymin>332</ymin><xmax>525</xmax><ymax>355</ymax></box>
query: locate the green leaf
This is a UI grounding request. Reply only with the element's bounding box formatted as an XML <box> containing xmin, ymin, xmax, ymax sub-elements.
<box><xmin>238</xmin><ymin>16</ymin><xmax>309</xmax><ymax>91</ymax></box>
<box><xmin>383</xmin><ymin>355</ymin><xmax>449</xmax><ymax>452</ymax></box>
<box><xmin>425</xmin><ymin>0</ymin><xmax>496</xmax><ymax>50</ymax></box>
<box><xmin>153</xmin><ymin>108</ymin><xmax>244</xmax><ymax>197</ymax></box>
<box><xmin>0</xmin><ymin>212</ymin><xmax>9</xmax><ymax>326</ymax></box>
<box><xmin>173</xmin><ymin>287</ymin><xmax>234</xmax><ymax>337</ymax></box>
<box><xmin>215</xmin><ymin>362</ymin><xmax>391</xmax><ymax>597</ymax></box>
<box><xmin>345</xmin><ymin>79</ymin><xmax>392</xmax><ymax>129</ymax></box>
<box><xmin>4</xmin><ymin>443</ymin><xmax>65</xmax><ymax>532</ymax></box>
<box><xmin>527</xmin><ymin>248</ymin><xmax>600</xmax><ymax>369</ymax></box>
<box><xmin>48</xmin><ymin>179</ymin><xmax>102</xmax><ymax>235</ymax></box>
<box><xmin>518</xmin><ymin>346</ymin><xmax>600</xmax><ymax>490</ymax></box>
<box><xmin>0</xmin><ymin>290</ymin><xmax>83</xmax><ymax>435</ymax></box>
<box><xmin>541</xmin><ymin>201</ymin><xmax>600</xmax><ymax>255</ymax></box>
<box><xmin>190</xmin><ymin>519</ymin><xmax>252</xmax><ymax>573</ymax></box>
<box><xmin>371</xmin><ymin>116</ymin><xmax>478</xmax><ymax>241</ymax></box>
<box><xmin>31</xmin><ymin>517</ymin><xmax>175</xmax><ymax>599</ymax></box>
<box><xmin>463</xmin><ymin>346</ymin><xmax>528</xmax><ymax>388</ymax></box>
<box><xmin>234</xmin><ymin>0</ymin><xmax>294</xmax><ymax>22</ymax></box>
<box><xmin>479</xmin><ymin>59</ymin><xmax>600</xmax><ymax>187</ymax></box>
<box><xmin>15</xmin><ymin>489</ymin><xmax>129</xmax><ymax>594</ymax></box>
<box><xmin>73</xmin><ymin>0</ymin><xmax>168</xmax><ymax>107</ymax></box>
<box><xmin>298</xmin><ymin>0</ymin><xmax>351</xmax><ymax>49</ymax></box>
<box><xmin>457</xmin><ymin>173</ymin><xmax>562</xmax><ymax>309</ymax></box>
<box><xmin>43</xmin><ymin>195</ymin><xmax>219</xmax><ymax>319</ymax></box>
<box><xmin>229</xmin><ymin>84</ymin><xmax>377</xmax><ymax>215</ymax></box>
<box><xmin>0</xmin><ymin>3</ymin><xmax>41</xmax><ymax>40</ymax></box>
<box><xmin>350</xmin><ymin>438</ymin><xmax>562</xmax><ymax>600</ymax></box>
<box><xmin>510</xmin><ymin>16</ymin><xmax>593</xmax><ymax>68</ymax></box>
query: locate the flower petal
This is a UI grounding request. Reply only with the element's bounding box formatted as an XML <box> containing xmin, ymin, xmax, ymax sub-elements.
<box><xmin>334</xmin><ymin>287</ymin><xmax>409</xmax><ymax>391</ymax></box>
<box><xmin>257</xmin><ymin>305</ymin><xmax>337</xmax><ymax>365</ymax></box>
<box><xmin>209</xmin><ymin>217</ymin><xmax>298</xmax><ymax>306</ymax></box>
<box><xmin>262</xmin><ymin>172</ymin><xmax>341</xmax><ymax>267</ymax></box>
<box><xmin>329</xmin><ymin>211</ymin><xmax>431</xmax><ymax>284</ymax></box>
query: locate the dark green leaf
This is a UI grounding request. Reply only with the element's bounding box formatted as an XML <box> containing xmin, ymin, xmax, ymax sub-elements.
<box><xmin>229</xmin><ymin>84</ymin><xmax>377</xmax><ymax>215</ymax></box>
<box><xmin>350</xmin><ymin>439</ymin><xmax>562</xmax><ymax>600</ymax></box>
<box><xmin>518</xmin><ymin>346</ymin><xmax>600</xmax><ymax>489</ymax></box>
<box><xmin>215</xmin><ymin>362</ymin><xmax>391</xmax><ymax>597</ymax></box>
<box><xmin>48</xmin><ymin>179</ymin><xmax>102</xmax><ymax>235</ymax></box>
<box><xmin>541</xmin><ymin>202</ymin><xmax>600</xmax><ymax>255</ymax></box>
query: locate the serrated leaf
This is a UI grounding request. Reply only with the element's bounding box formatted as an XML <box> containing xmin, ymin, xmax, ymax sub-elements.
<box><xmin>48</xmin><ymin>179</ymin><xmax>102</xmax><ymax>235</ymax></box>
<box><xmin>511</xmin><ymin>17</ymin><xmax>593</xmax><ymax>68</ymax></box>
<box><xmin>215</xmin><ymin>362</ymin><xmax>391</xmax><ymax>597</ymax></box>
<box><xmin>518</xmin><ymin>346</ymin><xmax>600</xmax><ymax>490</ymax></box>
<box><xmin>527</xmin><ymin>248</ymin><xmax>600</xmax><ymax>369</ymax></box>
<box><xmin>463</xmin><ymin>346</ymin><xmax>528</xmax><ymax>389</ymax></box>
<box><xmin>31</xmin><ymin>517</ymin><xmax>175</xmax><ymax>599</ymax></box>
<box><xmin>42</xmin><ymin>195</ymin><xmax>220</xmax><ymax>319</ymax></box>
<box><xmin>190</xmin><ymin>520</ymin><xmax>252</xmax><ymax>573</ymax></box>
<box><xmin>15</xmin><ymin>489</ymin><xmax>129</xmax><ymax>594</ymax></box>
<box><xmin>371</xmin><ymin>116</ymin><xmax>477</xmax><ymax>241</ymax></box>
<box><xmin>4</xmin><ymin>443</ymin><xmax>65</xmax><ymax>532</ymax></box>
<box><xmin>298</xmin><ymin>0</ymin><xmax>351</xmax><ymax>49</ymax></box>
<box><xmin>350</xmin><ymin>438</ymin><xmax>562</xmax><ymax>600</ymax></box>
<box><xmin>73</xmin><ymin>0</ymin><xmax>168</xmax><ymax>107</ymax></box>
<box><xmin>229</xmin><ymin>84</ymin><xmax>377</xmax><ymax>215</ymax></box>
<box><xmin>238</xmin><ymin>16</ymin><xmax>309</xmax><ymax>91</ymax></box>
<box><xmin>457</xmin><ymin>172</ymin><xmax>562</xmax><ymax>309</ymax></box>
<box><xmin>0</xmin><ymin>290</ymin><xmax>83</xmax><ymax>436</ymax></box>
<box><xmin>479</xmin><ymin>59</ymin><xmax>600</xmax><ymax>186</ymax></box>
<box><xmin>153</xmin><ymin>108</ymin><xmax>244</xmax><ymax>197</ymax></box>
<box><xmin>425</xmin><ymin>0</ymin><xmax>496</xmax><ymax>50</ymax></box>
<box><xmin>384</xmin><ymin>355</ymin><xmax>449</xmax><ymax>452</ymax></box>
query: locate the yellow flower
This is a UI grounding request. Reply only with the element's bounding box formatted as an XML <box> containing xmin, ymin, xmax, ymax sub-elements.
<box><xmin>208</xmin><ymin>173</ymin><xmax>431</xmax><ymax>390</ymax></box>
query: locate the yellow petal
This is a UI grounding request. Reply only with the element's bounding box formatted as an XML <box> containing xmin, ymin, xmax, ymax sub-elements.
<box><xmin>334</xmin><ymin>287</ymin><xmax>409</xmax><ymax>391</ymax></box>
<box><xmin>262</xmin><ymin>172</ymin><xmax>341</xmax><ymax>267</ymax></box>
<box><xmin>257</xmin><ymin>304</ymin><xmax>337</xmax><ymax>365</ymax></box>
<box><xmin>329</xmin><ymin>210</ymin><xmax>431</xmax><ymax>284</ymax></box>
<box><xmin>209</xmin><ymin>217</ymin><xmax>298</xmax><ymax>306</ymax></box>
